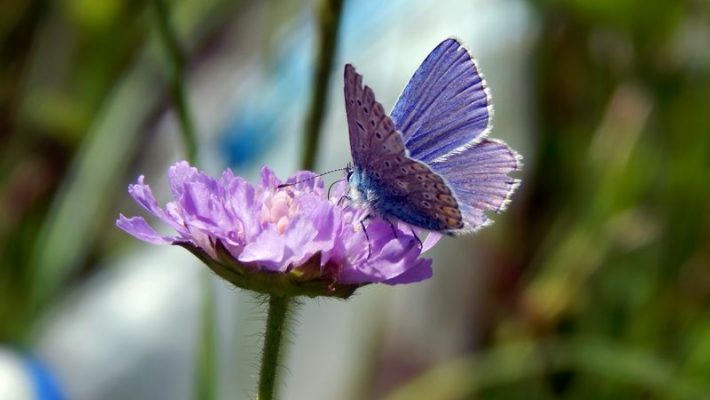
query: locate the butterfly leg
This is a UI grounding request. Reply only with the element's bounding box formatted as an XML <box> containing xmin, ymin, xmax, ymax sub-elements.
<box><xmin>409</xmin><ymin>227</ymin><xmax>423</xmax><ymax>248</ymax></box>
<box><xmin>327</xmin><ymin>178</ymin><xmax>347</xmax><ymax>200</ymax></box>
<box><xmin>337</xmin><ymin>195</ymin><xmax>352</xmax><ymax>207</ymax></box>
<box><xmin>382</xmin><ymin>218</ymin><xmax>398</xmax><ymax>238</ymax></box>
<box><xmin>359</xmin><ymin>219</ymin><xmax>372</xmax><ymax>259</ymax></box>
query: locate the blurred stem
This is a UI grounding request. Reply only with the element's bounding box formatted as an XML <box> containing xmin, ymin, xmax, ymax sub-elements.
<box><xmin>153</xmin><ymin>0</ymin><xmax>198</xmax><ymax>164</ymax></box>
<box><xmin>300</xmin><ymin>0</ymin><xmax>346</xmax><ymax>170</ymax></box>
<box><xmin>258</xmin><ymin>295</ymin><xmax>292</xmax><ymax>400</ymax></box>
<box><xmin>152</xmin><ymin>1</ymin><xmax>213</xmax><ymax>400</ymax></box>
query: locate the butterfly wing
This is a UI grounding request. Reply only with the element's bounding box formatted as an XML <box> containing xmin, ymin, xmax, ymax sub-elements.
<box><xmin>391</xmin><ymin>38</ymin><xmax>492</xmax><ymax>164</ymax></box>
<box><xmin>428</xmin><ymin>138</ymin><xmax>522</xmax><ymax>233</ymax></box>
<box><xmin>344</xmin><ymin>64</ymin><xmax>464</xmax><ymax>231</ymax></box>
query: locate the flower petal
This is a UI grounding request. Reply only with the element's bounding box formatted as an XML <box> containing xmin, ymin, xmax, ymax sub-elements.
<box><xmin>128</xmin><ymin>176</ymin><xmax>185</xmax><ymax>233</ymax></box>
<box><xmin>238</xmin><ymin>229</ymin><xmax>288</xmax><ymax>271</ymax></box>
<box><xmin>383</xmin><ymin>258</ymin><xmax>433</xmax><ymax>285</ymax></box>
<box><xmin>116</xmin><ymin>214</ymin><xmax>176</xmax><ymax>245</ymax></box>
<box><xmin>422</xmin><ymin>232</ymin><xmax>443</xmax><ymax>253</ymax></box>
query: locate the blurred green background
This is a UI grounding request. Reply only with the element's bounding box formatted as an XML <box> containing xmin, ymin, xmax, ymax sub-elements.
<box><xmin>1</xmin><ymin>0</ymin><xmax>709</xmax><ymax>399</ymax></box>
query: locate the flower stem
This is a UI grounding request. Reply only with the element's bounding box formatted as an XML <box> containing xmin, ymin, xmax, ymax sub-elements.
<box><xmin>258</xmin><ymin>295</ymin><xmax>292</xmax><ymax>400</ymax></box>
<box><xmin>300</xmin><ymin>0</ymin><xmax>346</xmax><ymax>171</ymax></box>
<box><xmin>152</xmin><ymin>0</ymin><xmax>198</xmax><ymax>164</ymax></box>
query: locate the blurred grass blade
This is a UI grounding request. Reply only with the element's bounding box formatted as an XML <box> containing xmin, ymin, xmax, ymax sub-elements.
<box><xmin>384</xmin><ymin>338</ymin><xmax>710</xmax><ymax>400</ymax></box>
<box><xmin>300</xmin><ymin>0</ymin><xmax>345</xmax><ymax>171</ymax></box>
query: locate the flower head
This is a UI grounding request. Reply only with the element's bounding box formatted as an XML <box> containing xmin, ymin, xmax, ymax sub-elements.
<box><xmin>117</xmin><ymin>162</ymin><xmax>440</xmax><ymax>298</ymax></box>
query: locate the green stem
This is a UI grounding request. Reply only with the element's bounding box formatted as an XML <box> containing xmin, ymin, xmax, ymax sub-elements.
<box><xmin>258</xmin><ymin>295</ymin><xmax>292</xmax><ymax>400</ymax></box>
<box><xmin>152</xmin><ymin>0</ymin><xmax>198</xmax><ymax>164</ymax></box>
<box><xmin>300</xmin><ymin>0</ymin><xmax>346</xmax><ymax>171</ymax></box>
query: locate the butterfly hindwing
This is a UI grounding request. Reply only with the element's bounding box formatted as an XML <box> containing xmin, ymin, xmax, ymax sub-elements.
<box><xmin>429</xmin><ymin>138</ymin><xmax>521</xmax><ymax>232</ymax></box>
<box><xmin>391</xmin><ymin>38</ymin><xmax>492</xmax><ymax>164</ymax></box>
<box><xmin>344</xmin><ymin>64</ymin><xmax>465</xmax><ymax>231</ymax></box>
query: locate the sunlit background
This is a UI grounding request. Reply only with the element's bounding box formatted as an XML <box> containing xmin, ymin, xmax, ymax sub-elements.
<box><xmin>1</xmin><ymin>0</ymin><xmax>709</xmax><ymax>399</ymax></box>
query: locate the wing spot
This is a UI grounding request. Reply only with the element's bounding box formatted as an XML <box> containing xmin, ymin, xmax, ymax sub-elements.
<box><xmin>416</xmin><ymin>175</ymin><xmax>424</xmax><ymax>181</ymax></box>
<box><xmin>356</xmin><ymin>121</ymin><xmax>365</xmax><ymax>131</ymax></box>
<box><xmin>423</xmin><ymin>192</ymin><xmax>432</xmax><ymax>200</ymax></box>
<box><xmin>447</xmin><ymin>218</ymin><xmax>464</xmax><ymax>228</ymax></box>
<box><xmin>384</xmin><ymin>160</ymin><xmax>391</xmax><ymax>168</ymax></box>
<box><xmin>357</xmin><ymin>100</ymin><xmax>362</xmax><ymax>106</ymax></box>
<box><xmin>363</xmin><ymin>107</ymin><xmax>369</xmax><ymax>113</ymax></box>
<box><xmin>375</xmin><ymin>132</ymin><xmax>382</xmax><ymax>139</ymax></box>
<box><xmin>421</xmin><ymin>201</ymin><xmax>431</xmax><ymax>208</ymax></box>
<box><xmin>436</xmin><ymin>193</ymin><xmax>457</xmax><ymax>205</ymax></box>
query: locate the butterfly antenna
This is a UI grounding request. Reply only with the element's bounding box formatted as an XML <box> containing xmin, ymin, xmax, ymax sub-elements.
<box><xmin>277</xmin><ymin>167</ymin><xmax>348</xmax><ymax>189</ymax></box>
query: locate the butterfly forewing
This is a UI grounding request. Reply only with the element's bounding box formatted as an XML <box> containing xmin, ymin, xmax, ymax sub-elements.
<box><xmin>391</xmin><ymin>38</ymin><xmax>492</xmax><ymax>164</ymax></box>
<box><xmin>344</xmin><ymin>64</ymin><xmax>464</xmax><ymax>231</ymax></box>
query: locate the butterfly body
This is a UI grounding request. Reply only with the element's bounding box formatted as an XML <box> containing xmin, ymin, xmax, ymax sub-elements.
<box><xmin>348</xmin><ymin>165</ymin><xmax>462</xmax><ymax>232</ymax></box>
<box><xmin>345</xmin><ymin>38</ymin><xmax>521</xmax><ymax>234</ymax></box>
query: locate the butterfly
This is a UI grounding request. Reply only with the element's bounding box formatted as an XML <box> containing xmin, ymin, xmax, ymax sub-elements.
<box><xmin>344</xmin><ymin>38</ymin><xmax>522</xmax><ymax>235</ymax></box>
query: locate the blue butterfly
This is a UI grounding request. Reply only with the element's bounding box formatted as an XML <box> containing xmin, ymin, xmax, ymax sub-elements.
<box><xmin>344</xmin><ymin>38</ymin><xmax>522</xmax><ymax>234</ymax></box>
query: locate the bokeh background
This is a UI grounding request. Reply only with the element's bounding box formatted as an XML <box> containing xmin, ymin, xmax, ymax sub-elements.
<box><xmin>1</xmin><ymin>0</ymin><xmax>709</xmax><ymax>399</ymax></box>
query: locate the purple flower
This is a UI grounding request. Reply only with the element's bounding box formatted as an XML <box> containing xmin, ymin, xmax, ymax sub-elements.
<box><xmin>117</xmin><ymin>161</ymin><xmax>441</xmax><ymax>298</ymax></box>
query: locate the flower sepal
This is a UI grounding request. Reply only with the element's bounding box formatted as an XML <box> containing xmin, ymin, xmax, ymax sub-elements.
<box><xmin>177</xmin><ymin>240</ymin><xmax>360</xmax><ymax>299</ymax></box>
